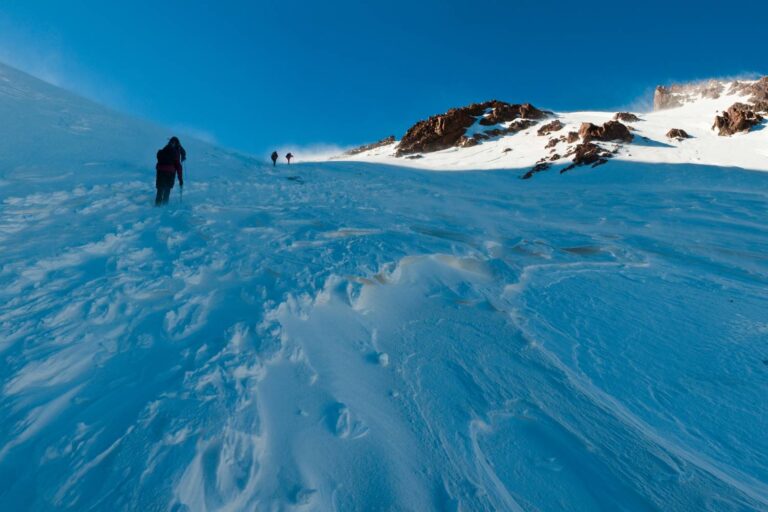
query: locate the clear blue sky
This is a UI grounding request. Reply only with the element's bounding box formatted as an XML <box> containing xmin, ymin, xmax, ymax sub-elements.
<box><xmin>0</xmin><ymin>0</ymin><xmax>765</xmax><ymax>155</ymax></box>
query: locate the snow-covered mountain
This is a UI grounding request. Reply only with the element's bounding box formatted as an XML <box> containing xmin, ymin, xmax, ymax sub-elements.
<box><xmin>1</xmin><ymin>62</ymin><xmax>768</xmax><ymax>512</ymax></box>
<box><xmin>338</xmin><ymin>77</ymin><xmax>768</xmax><ymax>175</ymax></box>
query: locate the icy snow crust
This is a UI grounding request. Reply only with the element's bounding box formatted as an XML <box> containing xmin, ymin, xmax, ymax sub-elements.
<box><xmin>1</xmin><ymin>63</ymin><xmax>768</xmax><ymax>511</ymax></box>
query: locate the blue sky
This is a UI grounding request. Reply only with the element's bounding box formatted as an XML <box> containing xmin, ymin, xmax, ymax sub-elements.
<box><xmin>0</xmin><ymin>0</ymin><xmax>765</xmax><ymax>155</ymax></box>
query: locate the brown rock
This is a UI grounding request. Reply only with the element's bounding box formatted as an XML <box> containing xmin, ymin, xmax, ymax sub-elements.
<box><xmin>728</xmin><ymin>77</ymin><xmax>768</xmax><ymax>105</ymax></box>
<box><xmin>481</xmin><ymin>103</ymin><xmax>549</xmax><ymax>125</ymax></box>
<box><xmin>344</xmin><ymin>135</ymin><xmax>396</xmax><ymax>156</ymax></box>
<box><xmin>537</xmin><ymin>120</ymin><xmax>564</xmax><ymax>136</ymax></box>
<box><xmin>578</xmin><ymin>120</ymin><xmax>633</xmax><ymax>143</ymax></box>
<box><xmin>712</xmin><ymin>103</ymin><xmax>764</xmax><ymax>136</ymax></box>
<box><xmin>614</xmin><ymin>112</ymin><xmax>641</xmax><ymax>122</ymax></box>
<box><xmin>396</xmin><ymin>109</ymin><xmax>476</xmax><ymax>156</ymax></box>
<box><xmin>506</xmin><ymin>119</ymin><xmax>538</xmax><ymax>134</ymax></box>
<box><xmin>666</xmin><ymin>128</ymin><xmax>690</xmax><ymax>140</ymax></box>
<box><xmin>457</xmin><ymin>136</ymin><xmax>480</xmax><ymax>148</ymax></box>
<box><xmin>753</xmin><ymin>100</ymin><xmax>768</xmax><ymax>113</ymax></box>
<box><xmin>522</xmin><ymin>162</ymin><xmax>551</xmax><ymax>180</ymax></box>
<box><xmin>502</xmin><ymin>147</ymin><xmax>512</xmax><ymax>153</ymax></box>
<box><xmin>561</xmin><ymin>142</ymin><xmax>613</xmax><ymax>173</ymax></box>
<box><xmin>545</xmin><ymin>137</ymin><xmax>559</xmax><ymax>149</ymax></box>
<box><xmin>396</xmin><ymin>100</ymin><xmax>549</xmax><ymax>156</ymax></box>
<box><xmin>566</xmin><ymin>131</ymin><xmax>579</xmax><ymax>143</ymax></box>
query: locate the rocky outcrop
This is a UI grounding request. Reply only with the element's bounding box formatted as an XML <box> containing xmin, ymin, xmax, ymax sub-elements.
<box><xmin>578</xmin><ymin>120</ymin><xmax>633</xmax><ymax>143</ymax></box>
<box><xmin>344</xmin><ymin>135</ymin><xmax>396</xmax><ymax>156</ymax></box>
<box><xmin>654</xmin><ymin>80</ymin><xmax>725</xmax><ymax>110</ymax></box>
<box><xmin>614</xmin><ymin>112</ymin><xmax>641</xmax><ymax>122</ymax></box>
<box><xmin>457</xmin><ymin>136</ymin><xmax>479</xmax><ymax>148</ymax></box>
<box><xmin>479</xmin><ymin>103</ymin><xmax>548</xmax><ymax>126</ymax></box>
<box><xmin>524</xmin><ymin>138</ymin><xmax>615</xmax><ymax>178</ymax></box>
<box><xmin>655</xmin><ymin>77</ymin><xmax>768</xmax><ymax>111</ymax></box>
<box><xmin>728</xmin><ymin>77</ymin><xmax>768</xmax><ymax>104</ymax></box>
<box><xmin>713</xmin><ymin>103</ymin><xmax>764</xmax><ymax>136</ymax></box>
<box><xmin>506</xmin><ymin>119</ymin><xmax>538</xmax><ymax>133</ymax></box>
<box><xmin>566</xmin><ymin>131</ymin><xmax>579</xmax><ymax>143</ymax></box>
<box><xmin>396</xmin><ymin>100</ymin><xmax>548</xmax><ymax>156</ymax></box>
<box><xmin>561</xmin><ymin>143</ymin><xmax>613</xmax><ymax>173</ymax></box>
<box><xmin>537</xmin><ymin>120</ymin><xmax>564</xmax><ymax>136</ymax></box>
<box><xmin>666</xmin><ymin>128</ymin><xmax>690</xmax><ymax>140</ymax></box>
<box><xmin>728</xmin><ymin>77</ymin><xmax>768</xmax><ymax>113</ymax></box>
<box><xmin>522</xmin><ymin>162</ymin><xmax>551</xmax><ymax>179</ymax></box>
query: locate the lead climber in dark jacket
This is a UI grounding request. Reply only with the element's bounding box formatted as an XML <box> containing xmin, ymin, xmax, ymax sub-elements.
<box><xmin>155</xmin><ymin>136</ymin><xmax>186</xmax><ymax>206</ymax></box>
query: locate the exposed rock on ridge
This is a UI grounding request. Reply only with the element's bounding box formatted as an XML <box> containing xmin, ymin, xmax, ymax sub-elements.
<box><xmin>578</xmin><ymin>120</ymin><xmax>633</xmax><ymax>143</ymax></box>
<box><xmin>713</xmin><ymin>103</ymin><xmax>764</xmax><ymax>136</ymax></box>
<box><xmin>537</xmin><ymin>120</ymin><xmax>564</xmax><ymax>136</ymax></box>
<box><xmin>614</xmin><ymin>112</ymin><xmax>641</xmax><ymax>122</ymax></box>
<box><xmin>654</xmin><ymin>80</ymin><xmax>726</xmax><ymax>110</ymax></box>
<box><xmin>396</xmin><ymin>100</ymin><xmax>549</xmax><ymax>156</ymax></box>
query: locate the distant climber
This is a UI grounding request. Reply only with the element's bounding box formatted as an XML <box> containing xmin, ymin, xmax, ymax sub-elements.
<box><xmin>286</xmin><ymin>152</ymin><xmax>294</xmax><ymax>164</ymax></box>
<box><xmin>155</xmin><ymin>136</ymin><xmax>185</xmax><ymax>206</ymax></box>
<box><xmin>271</xmin><ymin>151</ymin><xmax>278</xmax><ymax>166</ymax></box>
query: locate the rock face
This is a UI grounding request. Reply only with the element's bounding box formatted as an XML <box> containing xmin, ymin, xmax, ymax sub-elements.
<box><xmin>578</xmin><ymin>120</ymin><xmax>633</xmax><ymax>143</ymax></box>
<box><xmin>396</xmin><ymin>100</ymin><xmax>548</xmax><ymax>156</ymax></box>
<box><xmin>344</xmin><ymin>136</ymin><xmax>396</xmax><ymax>156</ymax></box>
<box><xmin>537</xmin><ymin>120</ymin><xmax>564</xmax><ymax>136</ymax></box>
<box><xmin>729</xmin><ymin>77</ymin><xmax>768</xmax><ymax>112</ymax></box>
<box><xmin>713</xmin><ymin>103</ymin><xmax>764</xmax><ymax>136</ymax></box>
<box><xmin>666</xmin><ymin>128</ymin><xmax>690</xmax><ymax>140</ymax></box>
<box><xmin>614</xmin><ymin>112</ymin><xmax>641</xmax><ymax>122</ymax></box>
<box><xmin>566</xmin><ymin>131</ymin><xmax>580</xmax><ymax>143</ymax></box>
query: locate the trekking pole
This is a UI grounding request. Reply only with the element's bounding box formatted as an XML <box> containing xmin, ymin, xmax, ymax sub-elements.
<box><xmin>180</xmin><ymin>161</ymin><xmax>185</xmax><ymax>204</ymax></box>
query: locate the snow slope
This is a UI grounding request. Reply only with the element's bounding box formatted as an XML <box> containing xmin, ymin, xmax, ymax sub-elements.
<box><xmin>1</xmin><ymin>63</ymin><xmax>768</xmax><ymax>511</ymax></box>
<box><xmin>339</xmin><ymin>86</ymin><xmax>768</xmax><ymax>174</ymax></box>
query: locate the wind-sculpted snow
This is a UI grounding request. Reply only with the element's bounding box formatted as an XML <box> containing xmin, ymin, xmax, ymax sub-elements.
<box><xmin>1</xmin><ymin>64</ymin><xmax>768</xmax><ymax>511</ymax></box>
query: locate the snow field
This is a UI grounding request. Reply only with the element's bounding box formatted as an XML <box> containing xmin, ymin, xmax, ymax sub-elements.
<box><xmin>1</xmin><ymin>63</ymin><xmax>768</xmax><ymax>511</ymax></box>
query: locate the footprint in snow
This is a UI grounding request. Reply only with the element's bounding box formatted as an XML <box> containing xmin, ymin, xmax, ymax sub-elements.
<box><xmin>326</xmin><ymin>402</ymin><xmax>369</xmax><ymax>439</ymax></box>
<box><xmin>366</xmin><ymin>351</ymin><xmax>390</xmax><ymax>367</ymax></box>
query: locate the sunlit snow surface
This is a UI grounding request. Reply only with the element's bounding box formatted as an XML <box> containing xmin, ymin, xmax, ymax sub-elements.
<box><xmin>1</xmin><ymin>64</ymin><xmax>768</xmax><ymax>511</ymax></box>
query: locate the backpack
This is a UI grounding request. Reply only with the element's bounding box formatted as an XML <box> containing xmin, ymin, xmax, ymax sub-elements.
<box><xmin>157</xmin><ymin>146</ymin><xmax>176</xmax><ymax>166</ymax></box>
